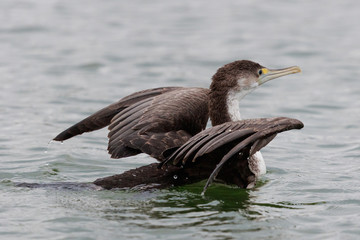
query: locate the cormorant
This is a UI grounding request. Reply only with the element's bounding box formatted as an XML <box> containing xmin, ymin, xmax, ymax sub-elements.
<box><xmin>54</xmin><ymin>60</ymin><xmax>303</xmax><ymax>194</ymax></box>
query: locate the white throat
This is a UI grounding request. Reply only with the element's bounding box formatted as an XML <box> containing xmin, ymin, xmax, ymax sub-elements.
<box><xmin>226</xmin><ymin>89</ymin><xmax>254</xmax><ymax>121</ymax></box>
<box><xmin>226</xmin><ymin>88</ymin><xmax>266</xmax><ymax>182</ymax></box>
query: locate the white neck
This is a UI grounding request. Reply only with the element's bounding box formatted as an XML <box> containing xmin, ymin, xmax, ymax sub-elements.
<box><xmin>226</xmin><ymin>89</ymin><xmax>254</xmax><ymax>121</ymax></box>
<box><xmin>226</xmin><ymin>88</ymin><xmax>266</xmax><ymax>181</ymax></box>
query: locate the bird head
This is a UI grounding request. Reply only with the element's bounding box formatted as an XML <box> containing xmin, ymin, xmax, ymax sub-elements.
<box><xmin>210</xmin><ymin>60</ymin><xmax>301</xmax><ymax>93</ymax></box>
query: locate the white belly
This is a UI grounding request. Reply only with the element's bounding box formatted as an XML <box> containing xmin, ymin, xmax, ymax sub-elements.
<box><xmin>248</xmin><ymin>151</ymin><xmax>266</xmax><ymax>176</ymax></box>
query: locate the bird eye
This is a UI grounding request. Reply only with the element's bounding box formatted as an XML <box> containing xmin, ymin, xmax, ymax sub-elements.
<box><xmin>258</xmin><ymin>69</ymin><xmax>263</xmax><ymax>75</ymax></box>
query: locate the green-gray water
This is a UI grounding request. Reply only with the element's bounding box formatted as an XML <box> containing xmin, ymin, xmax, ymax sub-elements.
<box><xmin>1</xmin><ymin>1</ymin><xmax>359</xmax><ymax>239</ymax></box>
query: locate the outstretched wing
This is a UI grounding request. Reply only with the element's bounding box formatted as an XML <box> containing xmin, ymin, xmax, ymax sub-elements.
<box><xmin>107</xmin><ymin>88</ymin><xmax>210</xmax><ymax>161</ymax></box>
<box><xmin>54</xmin><ymin>87</ymin><xmax>210</xmax><ymax>161</ymax></box>
<box><xmin>53</xmin><ymin>87</ymin><xmax>182</xmax><ymax>141</ymax></box>
<box><xmin>162</xmin><ymin>117</ymin><xmax>304</xmax><ymax>193</ymax></box>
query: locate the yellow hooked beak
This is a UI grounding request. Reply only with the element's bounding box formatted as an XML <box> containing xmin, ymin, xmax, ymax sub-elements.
<box><xmin>258</xmin><ymin>66</ymin><xmax>301</xmax><ymax>85</ymax></box>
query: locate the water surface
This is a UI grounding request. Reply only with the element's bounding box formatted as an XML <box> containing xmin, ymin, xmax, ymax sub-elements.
<box><xmin>1</xmin><ymin>0</ymin><xmax>360</xmax><ymax>239</ymax></box>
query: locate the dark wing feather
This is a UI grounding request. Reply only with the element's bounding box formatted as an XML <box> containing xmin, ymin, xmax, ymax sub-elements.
<box><xmin>192</xmin><ymin>128</ymin><xmax>255</xmax><ymax>161</ymax></box>
<box><xmin>162</xmin><ymin>117</ymin><xmax>303</xmax><ymax>194</ymax></box>
<box><xmin>54</xmin><ymin>86</ymin><xmax>210</xmax><ymax>161</ymax></box>
<box><xmin>53</xmin><ymin>87</ymin><xmax>181</xmax><ymax>141</ymax></box>
<box><xmin>107</xmin><ymin>87</ymin><xmax>210</xmax><ymax>161</ymax></box>
<box><xmin>202</xmin><ymin>117</ymin><xmax>303</xmax><ymax>194</ymax></box>
<box><xmin>250</xmin><ymin>134</ymin><xmax>277</xmax><ymax>155</ymax></box>
<box><xmin>161</xmin><ymin>124</ymin><xmax>231</xmax><ymax>166</ymax></box>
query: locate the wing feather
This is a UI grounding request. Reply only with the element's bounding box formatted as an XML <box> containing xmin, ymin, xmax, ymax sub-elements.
<box><xmin>54</xmin><ymin>87</ymin><xmax>210</xmax><ymax>161</ymax></box>
<box><xmin>200</xmin><ymin>117</ymin><xmax>304</xmax><ymax>194</ymax></box>
<box><xmin>53</xmin><ymin>87</ymin><xmax>181</xmax><ymax>141</ymax></box>
<box><xmin>162</xmin><ymin>117</ymin><xmax>303</xmax><ymax>194</ymax></box>
<box><xmin>192</xmin><ymin>128</ymin><xmax>255</xmax><ymax>161</ymax></box>
<box><xmin>107</xmin><ymin>87</ymin><xmax>210</xmax><ymax>160</ymax></box>
<box><xmin>161</xmin><ymin>124</ymin><xmax>231</xmax><ymax>166</ymax></box>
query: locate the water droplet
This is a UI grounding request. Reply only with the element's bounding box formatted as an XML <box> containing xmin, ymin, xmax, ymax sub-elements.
<box><xmin>173</xmin><ymin>175</ymin><xmax>178</xmax><ymax>180</ymax></box>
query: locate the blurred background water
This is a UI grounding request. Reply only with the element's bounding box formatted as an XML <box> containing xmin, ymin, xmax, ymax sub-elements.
<box><xmin>0</xmin><ymin>0</ymin><xmax>359</xmax><ymax>239</ymax></box>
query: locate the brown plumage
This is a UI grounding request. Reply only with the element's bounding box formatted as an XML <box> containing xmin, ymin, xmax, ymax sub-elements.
<box><xmin>54</xmin><ymin>60</ymin><xmax>303</xmax><ymax>193</ymax></box>
<box><xmin>161</xmin><ymin>117</ymin><xmax>303</xmax><ymax>193</ymax></box>
<box><xmin>54</xmin><ymin>87</ymin><xmax>209</xmax><ymax>161</ymax></box>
